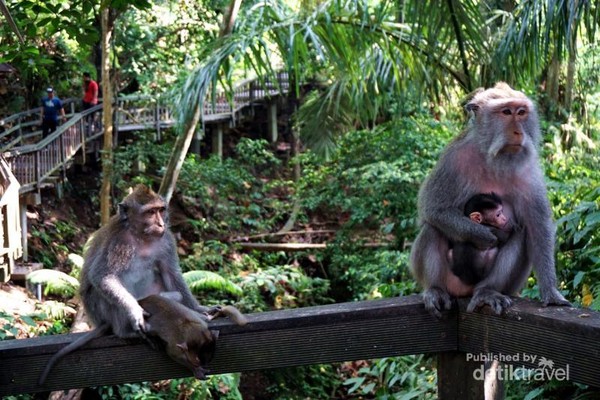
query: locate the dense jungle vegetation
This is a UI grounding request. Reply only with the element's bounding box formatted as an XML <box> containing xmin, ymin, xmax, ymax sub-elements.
<box><xmin>1</xmin><ymin>0</ymin><xmax>600</xmax><ymax>399</ymax></box>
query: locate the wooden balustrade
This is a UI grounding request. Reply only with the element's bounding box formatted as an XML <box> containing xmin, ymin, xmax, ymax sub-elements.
<box><xmin>0</xmin><ymin>72</ymin><xmax>290</xmax><ymax>195</ymax></box>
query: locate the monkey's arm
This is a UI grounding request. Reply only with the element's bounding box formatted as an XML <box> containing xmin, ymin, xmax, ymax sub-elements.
<box><xmin>159</xmin><ymin>235</ymin><xmax>212</xmax><ymax>315</ymax></box>
<box><xmin>97</xmin><ymin>275</ymin><xmax>147</xmax><ymax>333</ymax></box>
<box><xmin>490</xmin><ymin>226</ymin><xmax>511</xmax><ymax>243</ymax></box>
<box><xmin>525</xmin><ymin>190</ymin><xmax>570</xmax><ymax>306</ymax></box>
<box><xmin>418</xmin><ymin>150</ymin><xmax>498</xmax><ymax>249</ymax></box>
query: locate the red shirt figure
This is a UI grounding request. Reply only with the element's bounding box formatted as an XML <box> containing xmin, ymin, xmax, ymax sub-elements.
<box><xmin>82</xmin><ymin>72</ymin><xmax>98</xmax><ymax>110</ymax></box>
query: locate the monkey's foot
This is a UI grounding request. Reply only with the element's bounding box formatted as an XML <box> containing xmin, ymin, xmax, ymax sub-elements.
<box><xmin>467</xmin><ymin>289</ymin><xmax>511</xmax><ymax>314</ymax></box>
<box><xmin>541</xmin><ymin>288</ymin><xmax>572</xmax><ymax>307</ymax></box>
<box><xmin>204</xmin><ymin>305</ymin><xmax>223</xmax><ymax>321</ymax></box>
<box><xmin>422</xmin><ymin>287</ymin><xmax>453</xmax><ymax>318</ymax></box>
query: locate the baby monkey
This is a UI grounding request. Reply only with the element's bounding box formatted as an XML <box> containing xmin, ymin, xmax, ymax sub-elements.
<box><xmin>450</xmin><ymin>192</ymin><xmax>513</xmax><ymax>285</ymax></box>
<box><xmin>139</xmin><ymin>292</ymin><xmax>248</xmax><ymax>380</ymax></box>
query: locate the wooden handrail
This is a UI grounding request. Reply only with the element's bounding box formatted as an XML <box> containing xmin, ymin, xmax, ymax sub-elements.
<box><xmin>0</xmin><ymin>72</ymin><xmax>290</xmax><ymax>195</ymax></box>
<box><xmin>0</xmin><ymin>155</ymin><xmax>22</xmax><ymax>281</ymax></box>
<box><xmin>0</xmin><ymin>296</ymin><xmax>598</xmax><ymax>397</ymax></box>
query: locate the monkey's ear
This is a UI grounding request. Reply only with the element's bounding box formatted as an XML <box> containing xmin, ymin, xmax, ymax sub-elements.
<box><xmin>462</xmin><ymin>87</ymin><xmax>484</xmax><ymax>114</ymax></box>
<box><xmin>465</xmin><ymin>102</ymin><xmax>479</xmax><ymax>113</ymax></box>
<box><xmin>469</xmin><ymin>212</ymin><xmax>483</xmax><ymax>224</ymax></box>
<box><xmin>118</xmin><ymin>203</ymin><xmax>129</xmax><ymax>221</ymax></box>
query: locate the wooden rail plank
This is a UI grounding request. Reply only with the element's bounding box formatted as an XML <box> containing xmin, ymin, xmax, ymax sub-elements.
<box><xmin>457</xmin><ymin>298</ymin><xmax>600</xmax><ymax>388</ymax></box>
<box><xmin>0</xmin><ymin>295</ymin><xmax>454</xmax><ymax>396</ymax></box>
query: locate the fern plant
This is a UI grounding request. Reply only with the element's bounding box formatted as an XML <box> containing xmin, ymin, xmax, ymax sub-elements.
<box><xmin>26</xmin><ymin>269</ymin><xmax>80</xmax><ymax>298</ymax></box>
<box><xmin>183</xmin><ymin>270</ymin><xmax>243</xmax><ymax>297</ymax></box>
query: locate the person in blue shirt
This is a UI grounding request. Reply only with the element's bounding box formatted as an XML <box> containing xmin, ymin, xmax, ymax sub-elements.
<box><xmin>40</xmin><ymin>87</ymin><xmax>66</xmax><ymax>137</ymax></box>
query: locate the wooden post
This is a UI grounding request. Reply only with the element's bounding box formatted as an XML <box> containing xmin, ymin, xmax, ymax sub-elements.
<box><xmin>267</xmin><ymin>102</ymin><xmax>278</xmax><ymax>143</ymax></box>
<box><xmin>437</xmin><ymin>352</ymin><xmax>492</xmax><ymax>399</ymax></box>
<box><xmin>155</xmin><ymin>100</ymin><xmax>161</xmax><ymax>141</ymax></box>
<box><xmin>212</xmin><ymin>124</ymin><xmax>223</xmax><ymax>159</ymax></box>
<box><xmin>19</xmin><ymin>203</ymin><xmax>27</xmax><ymax>262</ymax></box>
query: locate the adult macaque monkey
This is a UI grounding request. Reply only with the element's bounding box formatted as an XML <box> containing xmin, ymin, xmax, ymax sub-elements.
<box><xmin>39</xmin><ymin>185</ymin><xmax>213</xmax><ymax>384</ymax></box>
<box><xmin>450</xmin><ymin>192</ymin><xmax>512</xmax><ymax>285</ymax></box>
<box><xmin>410</xmin><ymin>82</ymin><xmax>570</xmax><ymax>317</ymax></box>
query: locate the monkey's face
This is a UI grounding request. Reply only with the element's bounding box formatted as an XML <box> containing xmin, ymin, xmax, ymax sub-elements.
<box><xmin>483</xmin><ymin>206</ymin><xmax>509</xmax><ymax>230</ymax></box>
<box><xmin>169</xmin><ymin>335</ymin><xmax>216</xmax><ymax>380</ymax></box>
<box><xmin>486</xmin><ymin>100</ymin><xmax>533</xmax><ymax>156</ymax></box>
<box><xmin>135</xmin><ymin>201</ymin><xmax>167</xmax><ymax>237</ymax></box>
<box><xmin>467</xmin><ymin>84</ymin><xmax>540</xmax><ymax>160</ymax></box>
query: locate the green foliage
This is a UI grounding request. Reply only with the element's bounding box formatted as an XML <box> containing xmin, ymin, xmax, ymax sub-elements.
<box><xmin>113</xmin><ymin>129</ymin><xmax>173</xmax><ymax>192</ymax></box>
<box><xmin>265</xmin><ymin>364</ymin><xmax>341</xmax><ymax>400</ymax></box>
<box><xmin>29</xmin><ymin>219</ymin><xmax>82</xmax><ymax>269</ymax></box>
<box><xmin>177</xmin><ymin>138</ymin><xmax>287</xmax><ymax>236</ymax></box>
<box><xmin>327</xmin><ymin>246</ymin><xmax>417</xmax><ymax>301</ymax></box>
<box><xmin>26</xmin><ymin>269</ymin><xmax>80</xmax><ymax>298</ymax></box>
<box><xmin>114</xmin><ymin>2</ymin><xmax>220</xmax><ymax>93</ymax></box>
<box><xmin>342</xmin><ymin>356</ymin><xmax>436</xmax><ymax>399</ymax></box>
<box><xmin>0</xmin><ymin>307</ymin><xmax>73</xmax><ymax>340</ymax></box>
<box><xmin>36</xmin><ymin>301</ymin><xmax>77</xmax><ymax>324</ymax></box>
<box><xmin>298</xmin><ymin>115</ymin><xmax>454</xmax><ymax>242</ymax></box>
<box><xmin>239</xmin><ymin>264</ymin><xmax>332</xmax><ymax>311</ymax></box>
<box><xmin>544</xmin><ymin>145</ymin><xmax>600</xmax><ymax>309</ymax></box>
<box><xmin>95</xmin><ymin>374</ymin><xmax>242</xmax><ymax>400</ymax></box>
<box><xmin>182</xmin><ymin>270</ymin><xmax>243</xmax><ymax>297</ymax></box>
<box><xmin>0</xmin><ymin>312</ymin><xmax>19</xmax><ymax>340</ymax></box>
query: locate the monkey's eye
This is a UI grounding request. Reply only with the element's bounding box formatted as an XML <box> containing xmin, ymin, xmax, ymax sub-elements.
<box><xmin>501</xmin><ymin>108</ymin><xmax>512</xmax><ymax>115</ymax></box>
<box><xmin>517</xmin><ymin>108</ymin><xmax>527</xmax><ymax>116</ymax></box>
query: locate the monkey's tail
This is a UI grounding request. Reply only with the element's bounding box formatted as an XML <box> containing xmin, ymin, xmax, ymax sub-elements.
<box><xmin>218</xmin><ymin>306</ymin><xmax>248</xmax><ymax>326</ymax></box>
<box><xmin>38</xmin><ymin>324</ymin><xmax>110</xmax><ymax>385</ymax></box>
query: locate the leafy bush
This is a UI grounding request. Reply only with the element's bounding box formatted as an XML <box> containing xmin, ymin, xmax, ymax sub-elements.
<box><xmin>176</xmin><ymin>138</ymin><xmax>289</xmax><ymax>236</ymax></box>
<box><xmin>238</xmin><ymin>263</ymin><xmax>333</xmax><ymax>311</ymax></box>
<box><xmin>342</xmin><ymin>356</ymin><xmax>436</xmax><ymax>399</ymax></box>
<box><xmin>544</xmin><ymin>146</ymin><xmax>600</xmax><ymax>309</ymax></box>
<box><xmin>265</xmin><ymin>363</ymin><xmax>341</xmax><ymax>400</ymax></box>
<box><xmin>26</xmin><ymin>269</ymin><xmax>80</xmax><ymax>298</ymax></box>
<box><xmin>297</xmin><ymin>114</ymin><xmax>454</xmax><ymax>243</ymax></box>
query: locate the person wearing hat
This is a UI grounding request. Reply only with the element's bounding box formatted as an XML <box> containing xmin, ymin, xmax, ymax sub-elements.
<box><xmin>40</xmin><ymin>87</ymin><xmax>66</xmax><ymax>137</ymax></box>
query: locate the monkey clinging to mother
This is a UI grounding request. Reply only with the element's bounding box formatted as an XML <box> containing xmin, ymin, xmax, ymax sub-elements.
<box><xmin>410</xmin><ymin>82</ymin><xmax>571</xmax><ymax>318</ymax></box>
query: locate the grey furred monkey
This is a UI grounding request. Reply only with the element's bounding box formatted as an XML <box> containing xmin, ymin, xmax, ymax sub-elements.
<box><xmin>410</xmin><ymin>82</ymin><xmax>570</xmax><ymax>318</ymax></box>
<box><xmin>39</xmin><ymin>185</ymin><xmax>214</xmax><ymax>385</ymax></box>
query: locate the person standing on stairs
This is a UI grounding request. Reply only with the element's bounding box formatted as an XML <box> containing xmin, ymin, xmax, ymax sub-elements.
<box><xmin>40</xmin><ymin>87</ymin><xmax>66</xmax><ymax>138</ymax></box>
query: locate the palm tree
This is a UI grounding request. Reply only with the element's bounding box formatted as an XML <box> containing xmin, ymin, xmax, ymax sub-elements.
<box><xmin>493</xmin><ymin>0</ymin><xmax>600</xmax><ymax>114</ymax></box>
<box><xmin>160</xmin><ymin>0</ymin><xmax>492</xmax><ymax>200</ymax></box>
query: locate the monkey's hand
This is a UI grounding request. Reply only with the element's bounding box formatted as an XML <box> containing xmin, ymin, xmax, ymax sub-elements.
<box><xmin>129</xmin><ymin>304</ymin><xmax>148</xmax><ymax>334</ymax></box>
<box><xmin>422</xmin><ymin>287</ymin><xmax>453</xmax><ymax>319</ymax></box>
<box><xmin>541</xmin><ymin>287</ymin><xmax>571</xmax><ymax>307</ymax></box>
<box><xmin>467</xmin><ymin>288</ymin><xmax>512</xmax><ymax>314</ymax></box>
<box><xmin>471</xmin><ymin>227</ymin><xmax>499</xmax><ymax>249</ymax></box>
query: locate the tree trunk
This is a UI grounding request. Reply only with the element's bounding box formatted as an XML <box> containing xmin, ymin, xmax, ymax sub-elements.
<box><xmin>100</xmin><ymin>7</ymin><xmax>114</xmax><ymax>225</ymax></box>
<box><xmin>220</xmin><ymin>0</ymin><xmax>242</xmax><ymax>36</ymax></box>
<box><xmin>545</xmin><ymin>54</ymin><xmax>561</xmax><ymax>116</ymax></box>
<box><xmin>159</xmin><ymin>0</ymin><xmax>242</xmax><ymax>204</ymax></box>
<box><xmin>158</xmin><ymin>106</ymin><xmax>202</xmax><ymax>204</ymax></box>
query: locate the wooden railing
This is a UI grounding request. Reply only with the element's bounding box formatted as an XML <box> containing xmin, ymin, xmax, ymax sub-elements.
<box><xmin>0</xmin><ymin>71</ymin><xmax>290</xmax><ymax>194</ymax></box>
<box><xmin>0</xmin><ymin>296</ymin><xmax>598</xmax><ymax>398</ymax></box>
<box><xmin>0</xmin><ymin>155</ymin><xmax>22</xmax><ymax>282</ymax></box>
